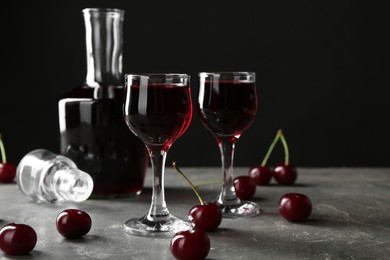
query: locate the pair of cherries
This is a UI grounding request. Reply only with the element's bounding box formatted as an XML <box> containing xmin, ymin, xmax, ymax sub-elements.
<box><xmin>230</xmin><ymin>129</ymin><xmax>297</xmax><ymax>202</ymax></box>
<box><xmin>250</xmin><ymin>129</ymin><xmax>297</xmax><ymax>186</ymax></box>
<box><xmin>250</xmin><ymin>164</ymin><xmax>297</xmax><ymax>186</ymax></box>
<box><xmin>248</xmin><ymin>130</ymin><xmax>311</xmax><ymax>222</ymax></box>
<box><xmin>0</xmin><ymin>209</ymin><xmax>91</xmax><ymax>255</ymax></box>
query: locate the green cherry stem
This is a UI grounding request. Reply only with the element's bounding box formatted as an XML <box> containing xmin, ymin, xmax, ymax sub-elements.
<box><xmin>279</xmin><ymin>131</ymin><xmax>290</xmax><ymax>166</ymax></box>
<box><xmin>261</xmin><ymin>129</ymin><xmax>282</xmax><ymax>167</ymax></box>
<box><xmin>0</xmin><ymin>133</ymin><xmax>7</xmax><ymax>163</ymax></box>
<box><xmin>172</xmin><ymin>161</ymin><xmax>204</xmax><ymax>205</ymax></box>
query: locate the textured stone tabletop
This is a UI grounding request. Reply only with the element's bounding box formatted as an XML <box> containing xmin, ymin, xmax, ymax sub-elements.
<box><xmin>1</xmin><ymin>167</ymin><xmax>390</xmax><ymax>259</ymax></box>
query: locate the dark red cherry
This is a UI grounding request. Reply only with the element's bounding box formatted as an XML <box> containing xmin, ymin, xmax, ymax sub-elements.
<box><xmin>0</xmin><ymin>223</ymin><xmax>37</xmax><ymax>255</ymax></box>
<box><xmin>272</xmin><ymin>164</ymin><xmax>297</xmax><ymax>185</ymax></box>
<box><xmin>233</xmin><ymin>176</ymin><xmax>256</xmax><ymax>200</ymax></box>
<box><xmin>170</xmin><ymin>229</ymin><xmax>210</xmax><ymax>260</ymax></box>
<box><xmin>249</xmin><ymin>164</ymin><xmax>273</xmax><ymax>185</ymax></box>
<box><xmin>0</xmin><ymin>163</ymin><xmax>16</xmax><ymax>183</ymax></box>
<box><xmin>172</xmin><ymin>162</ymin><xmax>222</xmax><ymax>232</ymax></box>
<box><xmin>0</xmin><ymin>134</ymin><xmax>16</xmax><ymax>183</ymax></box>
<box><xmin>279</xmin><ymin>193</ymin><xmax>312</xmax><ymax>222</ymax></box>
<box><xmin>189</xmin><ymin>202</ymin><xmax>222</xmax><ymax>232</ymax></box>
<box><xmin>56</xmin><ymin>209</ymin><xmax>92</xmax><ymax>239</ymax></box>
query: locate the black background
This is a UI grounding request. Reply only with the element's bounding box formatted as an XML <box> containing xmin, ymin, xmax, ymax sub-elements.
<box><xmin>1</xmin><ymin>1</ymin><xmax>387</xmax><ymax>167</ymax></box>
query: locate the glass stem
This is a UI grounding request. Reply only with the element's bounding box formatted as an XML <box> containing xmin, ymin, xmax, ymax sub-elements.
<box><xmin>146</xmin><ymin>146</ymin><xmax>170</xmax><ymax>221</ymax></box>
<box><xmin>217</xmin><ymin>137</ymin><xmax>241</xmax><ymax>206</ymax></box>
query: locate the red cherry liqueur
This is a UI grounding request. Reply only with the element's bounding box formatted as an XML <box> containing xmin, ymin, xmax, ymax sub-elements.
<box><xmin>58</xmin><ymin>8</ymin><xmax>148</xmax><ymax>198</ymax></box>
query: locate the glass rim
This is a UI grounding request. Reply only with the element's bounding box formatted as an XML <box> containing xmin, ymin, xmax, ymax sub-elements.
<box><xmin>82</xmin><ymin>8</ymin><xmax>125</xmax><ymax>14</ymax></box>
<box><xmin>199</xmin><ymin>71</ymin><xmax>256</xmax><ymax>77</ymax></box>
<box><xmin>125</xmin><ymin>73</ymin><xmax>190</xmax><ymax>79</ymax></box>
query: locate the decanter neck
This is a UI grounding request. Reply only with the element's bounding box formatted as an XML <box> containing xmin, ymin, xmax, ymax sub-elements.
<box><xmin>83</xmin><ymin>8</ymin><xmax>125</xmax><ymax>88</ymax></box>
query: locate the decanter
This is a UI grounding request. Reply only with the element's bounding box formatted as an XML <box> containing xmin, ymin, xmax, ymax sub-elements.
<box><xmin>58</xmin><ymin>8</ymin><xmax>149</xmax><ymax>198</ymax></box>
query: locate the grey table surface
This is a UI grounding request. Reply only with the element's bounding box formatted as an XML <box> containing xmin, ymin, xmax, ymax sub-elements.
<box><xmin>1</xmin><ymin>167</ymin><xmax>389</xmax><ymax>260</ymax></box>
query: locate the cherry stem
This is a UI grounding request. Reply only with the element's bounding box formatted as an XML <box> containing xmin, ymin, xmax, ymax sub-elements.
<box><xmin>261</xmin><ymin>130</ymin><xmax>282</xmax><ymax>167</ymax></box>
<box><xmin>172</xmin><ymin>162</ymin><xmax>204</xmax><ymax>205</ymax></box>
<box><xmin>279</xmin><ymin>131</ymin><xmax>290</xmax><ymax>166</ymax></box>
<box><xmin>0</xmin><ymin>133</ymin><xmax>7</xmax><ymax>163</ymax></box>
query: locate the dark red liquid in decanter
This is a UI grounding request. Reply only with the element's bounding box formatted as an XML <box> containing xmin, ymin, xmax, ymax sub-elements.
<box><xmin>59</xmin><ymin>85</ymin><xmax>149</xmax><ymax>197</ymax></box>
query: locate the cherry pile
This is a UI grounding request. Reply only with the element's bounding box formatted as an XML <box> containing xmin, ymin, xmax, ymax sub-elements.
<box><xmin>0</xmin><ymin>129</ymin><xmax>311</xmax><ymax>259</ymax></box>
<box><xmin>231</xmin><ymin>129</ymin><xmax>312</xmax><ymax>224</ymax></box>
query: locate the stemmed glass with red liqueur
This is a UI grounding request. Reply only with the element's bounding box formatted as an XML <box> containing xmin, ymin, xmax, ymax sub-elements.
<box><xmin>197</xmin><ymin>72</ymin><xmax>260</xmax><ymax>218</ymax></box>
<box><xmin>123</xmin><ymin>74</ymin><xmax>193</xmax><ymax>237</ymax></box>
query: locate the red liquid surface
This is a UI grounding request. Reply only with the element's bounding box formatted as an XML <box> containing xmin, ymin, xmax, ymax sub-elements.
<box><xmin>197</xmin><ymin>80</ymin><xmax>257</xmax><ymax>137</ymax></box>
<box><xmin>124</xmin><ymin>84</ymin><xmax>192</xmax><ymax>150</ymax></box>
<box><xmin>59</xmin><ymin>86</ymin><xmax>149</xmax><ymax>197</ymax></box>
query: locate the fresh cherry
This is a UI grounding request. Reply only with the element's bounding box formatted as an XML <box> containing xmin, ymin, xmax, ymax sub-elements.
<box><xmin>233</xmin><ymin>176</ymin><xmax>256</xmax><ymax>200</ymax></box>
<box><xmin>0</xmin><ymin>223</ymin><xmax>37</xmax><ymax>255</ymax></box>
<box><xmin>273</xmin><ymin>164</ymin><xmax>297</xmax><ymax>185</ymax></box>
<box><xmin>173</xmin><ymin>162</ymin><xmax>223</xmax><ymax>232</ymax></box>
<box><xmin>272</xmin><ymin>129</ymin><xmax>298</xmax><ymax>185</ymax></box>
<box><xmin>189</xmin><ymin>202</ymin><xmax>222</xmax><ymax>232</ymax></box>
<box><xmin>170</xmin><ymin>229</ymin><xmax>210</xmax><ymax>260</ymax></box>
<box><xmin>0</xmin><ymin>164</ymin><xmax>16</xmax><ymax>183</ymax></box>
<box><xmin>279</xmin><ymin>193</ymin><xmax>312</xmax><ymax>222</ymax></box>
<box><xmin>0</xmin><ymin>134</ymin><xmax>16</xmax><ymax>183</ymax></box>
<box><xmin>249</xmin><ymin>130</ymin><xmax>281</xmax><ymax>185</ymax></box>
<box><xmin>249</xmin><ymin>165</ymin><xmax>273</xmax><ymax>185</ymax></box>
<box><xmin>56</xmin><ymin>209</ymin><xmax>92</xmax><ymax>239</ymax></box>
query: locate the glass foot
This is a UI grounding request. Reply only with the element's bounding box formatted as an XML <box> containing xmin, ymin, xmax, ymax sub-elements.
<box><xmin>219</xmin><ymin>200</ymin><xmax>261</xmax><ymax>219</ymax></box>
<box><xmin>124</xmin><ymin>214</ymin><xmax>192</xmax><ymax>238</ymax></box>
